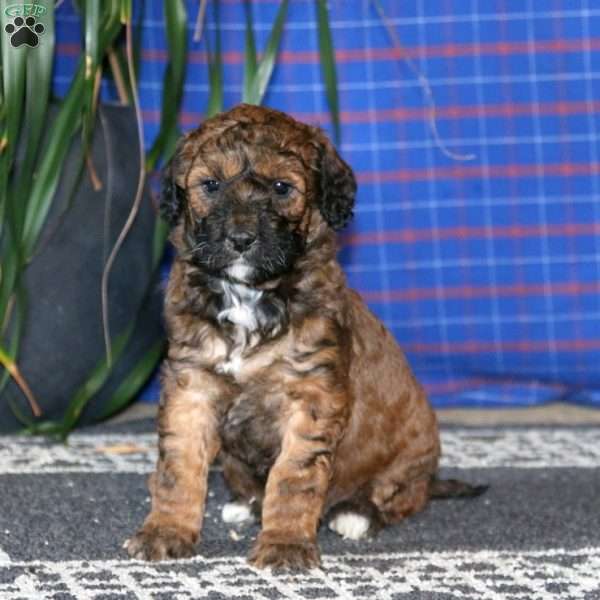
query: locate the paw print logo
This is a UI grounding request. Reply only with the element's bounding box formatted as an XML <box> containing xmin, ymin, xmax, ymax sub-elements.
<box><xmin>4</xmin><ymin>16</ymin><xmax>45</xmax><ymax>48</ymax></box>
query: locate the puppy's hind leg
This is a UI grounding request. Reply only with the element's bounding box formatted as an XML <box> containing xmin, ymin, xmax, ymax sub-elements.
<box><xmin>328</xmin><ymin>475</ymin><xmax>432</xmax><ymax>537</ymax></box>
<box><xmin>327</xmin><ymin>495</ymin><xmax>384</xmax><ymax>540</ymax></box>
<box><xmin>373</xmin><ymin>476</ymin><xmax>432</xmax><ymax>524</ymax></box>
<box><xmin>372</xmin><ymin>473</ymin><xmax>488</xmax><ymax>526</ymax></box>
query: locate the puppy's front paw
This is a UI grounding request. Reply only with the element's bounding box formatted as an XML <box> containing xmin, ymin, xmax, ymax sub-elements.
<box><xmin>249</xmin><ymin>534</ymin><xmax>321</xmax><ymax>570</ymax></box>
<box><xmin>125</xmin><ymin>525</ymin><xmax>196</xmax><ymax>561</ymax></box>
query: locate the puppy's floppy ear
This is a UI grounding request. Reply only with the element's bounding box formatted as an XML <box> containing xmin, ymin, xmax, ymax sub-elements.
<box><xmin>160</xmin><ymin>145</ymin><xmax>187</xmax><ymax>228</ymax></box>
<box><xmin>160</xmin><ymin>171</ymin><xmax>186</xmax><ymax>227</ymax></box>
<box><xmin>314</xmin><ymin>130</ymin><xmax>357</xmax><ymax>230</ymax></box>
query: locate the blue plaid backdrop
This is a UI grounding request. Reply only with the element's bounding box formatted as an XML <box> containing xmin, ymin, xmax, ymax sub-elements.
<box><xmin>54</xmin><ymin>1</ymin><xmax>600</xmax><ymax>408</ymax></box>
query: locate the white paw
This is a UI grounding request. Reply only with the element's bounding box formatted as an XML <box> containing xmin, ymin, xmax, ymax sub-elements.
<box><xmin>328</xmin><ymin>512</ymin><xmax>370</xmax><ymax>540</ymax></box>
<box><xmin>221</xmin><ymin>501</ymin><xmax>253</xmax><ymax>524</ymax></box>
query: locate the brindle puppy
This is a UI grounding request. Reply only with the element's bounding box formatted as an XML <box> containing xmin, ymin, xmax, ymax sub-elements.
<box><xmin>126</xmin><ymin>104</ymin><xmax>485</xmax><ymax>569</ymax></box>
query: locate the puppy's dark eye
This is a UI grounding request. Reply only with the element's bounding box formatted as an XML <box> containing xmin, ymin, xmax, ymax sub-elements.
<box><xmin>273</xmin><ymin>181</ymin><xmax>292</xmax><ymax>197</ymax></box>
<box><xmin>202</xmin><ymin>179</ymin><xmax>220</xmax><ymax>194</ymax></box>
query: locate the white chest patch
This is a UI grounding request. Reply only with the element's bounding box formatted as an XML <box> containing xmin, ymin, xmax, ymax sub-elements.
<box><xmin>218</xmin><ymin>281</ymin><xmax>263</xmax><ymax>331</ymax></box>
<box><xmin>226</xmin><ymin>259</ymin><xmax>253</xmax><ymax>284</ymax></box>
<box><xmin>216</xmin><ymin>280</ymin><xmax>263</xmax><ymax>377</ymax></box>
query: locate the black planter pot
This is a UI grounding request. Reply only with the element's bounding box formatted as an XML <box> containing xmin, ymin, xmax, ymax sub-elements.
<box><xmin>0</xmin><ymin>104</ymin><xmax>164</xmax><ymax>433</ymax></box>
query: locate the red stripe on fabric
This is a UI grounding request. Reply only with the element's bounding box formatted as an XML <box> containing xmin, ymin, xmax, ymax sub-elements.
<box><xmin>423</xmin><ymin>378</ymin><xmax>566</xmax><ymax>394</ymax></box>
<box><xmin>357</xmin><ymin>162</ymin><xmax>600</xmax><ymax>183</ymax></box>
<box><xmin>139</xmin><ymin>38</ymin><xmax>600</xmax><ymax>65</ymax></box>
<box><xmin>344</xmin><ymin>222</ymin><xmax>600</xmax><ymax>246</ymax></box>
<box><xmin>143</xmin><ymin>99</ymin><xmax>600</xmax><ymax>128</ymax></box>
<box><xmin>423</xmin><ymin>378</ymin><xmax>490</xmax><ymax>393</ymax></box>
<box><xmin>144</xmin><ymin>113</ymin><xmax>600</xmax><ymax>185</ymax></box>
<box><xmin>406</xmin><ymin>338</ymin><xmax>600</xmax><ymax>353</ymax></box>
<box><xmin>143</xmin><ymin>110</ymin><xmax>162</xmax><ymax>122</ymax></box>
<box><xmin>55</xmin><ymin>42</ymin><xmax>80</xmax><ymax>55</ymax></box>
<box><xmin>218</xmin><ymin>0</ymin><xmax>311</xmax><ymax>3</ymax></box>
<box><xmin>361</xmin><ymin>281</ymin><xmax>600</xmax><ymax>302</ymax></box>
<box><xmin>304</xmin><ymin>100</ymin><xmax>600</xmax><ymax>124</ymax></box>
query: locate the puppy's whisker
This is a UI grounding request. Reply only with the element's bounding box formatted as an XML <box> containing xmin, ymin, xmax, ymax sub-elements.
<box><xmin>181</xmin><ymin>245</ymin><xmax>205</xmax><ymax>259</ymax></box>
<box><xmin>276</xmin><ymin>249</ymin><xmax>286</xmax><ymax>267</ymax></box>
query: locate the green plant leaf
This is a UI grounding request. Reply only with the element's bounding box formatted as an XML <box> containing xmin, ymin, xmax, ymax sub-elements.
<box><xmin>0</xmin><ymin>6</ymin><xmax>27</xmax><ymax>271</ymax></box>
<box><xmin>58</xmin><ymin>322</ymin><xmax>135</xmax><ymax>438</ymax></box>
<box><xmin>0</xmin><ymin>282</ymin><xmax>26</xmax><ymax>396</ymax></box>
<box><xmin>23</xmin><ymin>421</ymin><xmax>64</xmax><ymax>437</ymax></box>
<box><xmin>81</xmin><ymin>0</ymin><xmax>101</xmax><ymax>164</ymax></box>
<box><xmin>22</xmin><ymin>12</ymin><xmax>122</xmax><ymax>259</ymax></box>
<box><xmin>242</xmin><ymin>0</ymin><xmax>257</xmax><ymax>103</ymax></box>
<box><xmin>246</xmin><ymin>0</ymin><xmax>289</xmax><ymax>105</ymax></box>
<box><xmin>97</xmin><ymin>338</ymin><xmax>165</xmax><ymax>421</ymax></box>
<box><xmin>13</xmin><ymin>1</ymin><xmax>55</xmax><ymax>231</ymax></box>
<box><xmin>1</xmin><ymin>3</ymin><xmax>175</xmax><ymax>439</ymax></box>
<box><xmin>205</xmin><ymin>0</ymin><xmax>223</xmax><ymax>118</ymax></box>
<box><xmin>120</xmin><ymin>0</ymin><xmax>132</xmax><ymax>24</ymax></box>
<box><xmin>146</xmin><ymin>0</ymin><xmax>188</xmax><ymax>171</ymax></box>
<box><xmin>0</xmin><ymin>9</ymin><xmax>26</xmax><ymax>168</ymax></box>
<box><xmin>315</xmin><ymin>0</ymin><xmax>340</xmax><ymax>144</ymax></box>
<box><xmin>21</xmin><ymin>68</ymin><xmax>85</xmax><ymax>258</ymax></box>
<box><xmin>7</xmin><ymin>396</ymin><xmax>35</xmax><ymax>430</ymax></box>
<box><xmin>84</xmin><ymin>0</ymin><xmax>100</xmax><ymax>76</ymax></box>
<box><xmin>102</xmin><ymin>0</ymin><xmax>122</xmax><ymax>38</ymax></box>
<box><xmin>0</xmin><ymin>232</ymin><xmax>19</xmax><ymax>335</ymax></box>
<box><xmin>1</xmin><ymin>5</ymin><xmax>55</xmax><ymax>405</ymax></box>
<box><xmin>162</xmin><ymin>124</ymin><xmax>181</xmax><ymax>166</ymax></box>
<box><xmin>0</xmin><ymin>337</ymin><xmax>40</xmax><ymax>417</ymax></box>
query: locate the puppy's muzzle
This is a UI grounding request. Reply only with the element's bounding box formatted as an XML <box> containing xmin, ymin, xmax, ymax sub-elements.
<box><xmin>224</xmin><ymin>203</ymin><xmax>259</xmax><ymax>255</ymax></box>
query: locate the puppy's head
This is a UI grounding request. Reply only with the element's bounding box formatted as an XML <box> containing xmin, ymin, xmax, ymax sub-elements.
<box><xmin>161</xmin><ymin>104</ymin><xmax>356</xmax><ymax>285</ymax></box>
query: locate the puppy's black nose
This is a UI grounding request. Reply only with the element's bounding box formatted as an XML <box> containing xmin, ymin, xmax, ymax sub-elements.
<box><xmin>228</xmin><ymin>231</ymin><xmax>255</xmax><ymax>253</ymax></box>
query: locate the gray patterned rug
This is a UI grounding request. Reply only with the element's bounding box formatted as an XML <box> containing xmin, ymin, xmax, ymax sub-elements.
<box><xmin>1</xmin><ymin>421</ymin><xmax>599</xmax><ymax>599</ymax></box>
